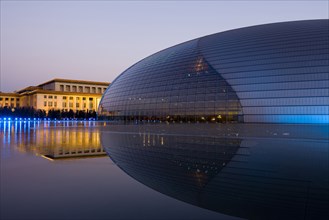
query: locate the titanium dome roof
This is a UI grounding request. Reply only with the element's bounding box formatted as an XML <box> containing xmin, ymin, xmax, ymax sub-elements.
<box><xmin>99</xmin><ymin>20</ymin><xmax>329</xmax><ymax>124</ymax></box>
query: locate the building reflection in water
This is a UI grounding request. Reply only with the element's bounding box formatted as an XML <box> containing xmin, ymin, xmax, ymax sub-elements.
<box><xmin>0</xmin><ymin>121</ymin><xmax>106</xmax><ymax>160</ymax></box>
<box><xmin>100</xmin><ymin>124</ymin><xmax>329</xmax><ymax>220</ymax></box>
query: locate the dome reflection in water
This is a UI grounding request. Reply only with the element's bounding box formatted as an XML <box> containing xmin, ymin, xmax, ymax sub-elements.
<box><xmin>100</xmin><ymin>124</ymin><xmax>328</xmax><ymax>220</ymax></box>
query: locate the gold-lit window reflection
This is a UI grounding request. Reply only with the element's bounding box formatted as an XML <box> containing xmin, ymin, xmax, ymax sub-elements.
<box><xmin>3</xmin><ymin>121</ymin><xmax>106</xmax><ymax>160</ymax></box>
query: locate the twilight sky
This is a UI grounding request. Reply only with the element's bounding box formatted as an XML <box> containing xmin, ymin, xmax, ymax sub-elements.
<box><xmin>0</xmin><ymin>0</ymin><xmax>328</xmax><ymax>92</ymax></box>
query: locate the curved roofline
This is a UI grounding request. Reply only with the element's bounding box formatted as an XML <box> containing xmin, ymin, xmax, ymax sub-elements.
<box><xmin>113</xmin><ymin>19</ymin><xmax>328</xmax><ymax>85</ymax></box>
<box><xmin>198</xmin><ymin>19</ymin><xmax>328</xmax><ymax>41</ymax></box>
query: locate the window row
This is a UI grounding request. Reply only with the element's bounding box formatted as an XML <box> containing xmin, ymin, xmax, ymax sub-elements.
<box><xmin>59</xmin><ymin>85</ymin><xmax>107</xmax><ymax>93</ymax></box>
<box><xmin>44</xmin><ymin>95</ymin><xmax>57</xmax><ymax>99</ymax></box>
<box><xmin>0</xmin><ymin>97</ymin><xmax>20</xmax><ymax>101</ymax></box>
<box><xmin>43</xmin><ymin>102</ymin><xmax>94</xmax><ymax>108</ymax></box>
<box><xmin>62</xmin><ymin>96</ymin><xmax>94</xmax><ymax>101</ymax></box>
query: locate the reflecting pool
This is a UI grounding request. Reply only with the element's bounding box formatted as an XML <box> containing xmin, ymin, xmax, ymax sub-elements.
<box><xmin>1</xmin><ymin>121</ymin><xmax>328</xmax><ymax>219</ymax></box>
<box><xmin>100</xmin><ymin>124</ymin><xmax>329</xmax><ymax>220</ymax></box>
<box><xmin>0</xmin><ymin>121</ymin><xmax>239</xmax><ymax>220</ymax></box>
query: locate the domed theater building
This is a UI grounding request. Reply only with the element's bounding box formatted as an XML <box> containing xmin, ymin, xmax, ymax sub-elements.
<box><xmin>98</xmin><ymin>20</ymin><xmax>329</xmax><ymax>124</ymax></box>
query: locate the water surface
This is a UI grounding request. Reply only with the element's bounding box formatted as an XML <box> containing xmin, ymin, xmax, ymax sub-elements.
<box><xmin>100</xmin><ymin>123</ymin><xmax>329</xmax><ymax>220</ymax></box>
<box><xmin>1</xmin><ymin>121</ymin><xmax>239</xmax><ymax>220</ymax></box>
<box><xmin>1</xmin><ymin>121</ymin><xmax>328</xmax><ymax>219</ymax></box>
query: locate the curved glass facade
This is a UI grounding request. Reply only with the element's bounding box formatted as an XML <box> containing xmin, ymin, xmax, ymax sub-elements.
<box><xmin>99</xmin><ymin>20</ymin><xmax>329</xmax><ymax>123</ymax></box>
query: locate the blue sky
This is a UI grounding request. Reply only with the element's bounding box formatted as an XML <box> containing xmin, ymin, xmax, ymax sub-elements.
<box><xmin>0</xmin><ymin>0</ymin><xmax>328</xmax><ymax>92</ymax></box>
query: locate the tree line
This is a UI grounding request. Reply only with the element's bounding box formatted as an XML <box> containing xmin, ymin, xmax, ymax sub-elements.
<box><xmin>0</xmin><ymin>107</ymin><xmax>97</xmax><ymax>120</ymax></box>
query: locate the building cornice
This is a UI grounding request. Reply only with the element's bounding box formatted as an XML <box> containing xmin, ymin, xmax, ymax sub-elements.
<box><xmin>38</xmin><ymin>78</ymin><xmax>110</xmax><ymax>87</ymax></box>
<box><xmin>0</xmin><ymin>92</ymin><xmax>20</xmax><ymax>96</ymax></box>
<box><xmin>21</xmin><ymin>89</ymin><xmax>104</xmax><ymax>96</ymax></box>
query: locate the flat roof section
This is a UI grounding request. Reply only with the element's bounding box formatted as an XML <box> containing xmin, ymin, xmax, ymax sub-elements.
<box><xmin>38</xmin><ymin>78</ymin><xmax>110</xmax><ymax>87</ymax></box>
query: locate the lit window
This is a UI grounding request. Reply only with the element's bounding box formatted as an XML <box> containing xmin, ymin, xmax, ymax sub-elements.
<box><xmin>44</xmin><ymin>101</ymin><xmax>47</xmax><ymax>107</ymax></box>
<box><xmin>48</xmin><ymin>102</ymin><xmax>53</xmax><ymax>107</ymax></box>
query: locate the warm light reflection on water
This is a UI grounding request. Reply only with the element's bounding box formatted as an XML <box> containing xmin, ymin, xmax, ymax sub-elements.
<box><xmin>0</xmin><ymin>121</ymin><xmax>106</xmax><ymax>160</ymax></box>
<box><xmin>1</xmin><ymin>121</ymin><xmax>243</xmax><ymax>220</ymax></box>
<box><xmin>1</xmin><ymin>121</ymin><xmax>328</xmax><ymax>220</ymax></box>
